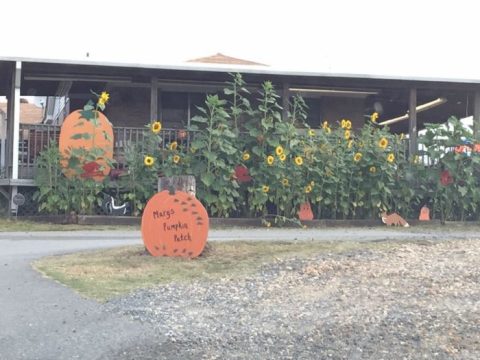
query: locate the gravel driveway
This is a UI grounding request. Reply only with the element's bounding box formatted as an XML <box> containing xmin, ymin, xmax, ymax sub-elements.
<box><xmin>108</xmin><ymin>238</ymin><xmax>480</xmax><ymax>359</ymax></box>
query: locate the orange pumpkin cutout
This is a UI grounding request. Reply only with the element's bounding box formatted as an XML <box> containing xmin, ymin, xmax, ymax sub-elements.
<box><xmin>419</xmin><ymin>206</ymin><xmax>430</xmax><ymax>221</ymax></box>
<box><xmin>298</xmin><ymin>201</ymin><xmax>314</xmax><ymax>221</ymax></box>
<box><xmin>141</xmin><ymin>190</ymin><xmax>209</xmax><ymax>258</ymax></box>
<box><xmin>59</xmin><ymin>110</ymin><xmax>114</xmax><ymax>181</ymax></box>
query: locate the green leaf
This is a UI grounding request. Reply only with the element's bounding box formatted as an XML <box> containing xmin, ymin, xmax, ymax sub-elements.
<box><xmin>201</xmin><ymin>173</ymin><xmax>215</xmax><ymax>187</ymax></box>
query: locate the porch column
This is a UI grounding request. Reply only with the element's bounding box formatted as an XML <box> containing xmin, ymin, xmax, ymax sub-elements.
<box><xmin>473</xmin><ymin>91</ymin><xmax>480</xmax><ymax>141</ymax></box>
<box><xmin>282</xmin><ymin>82</ymin><xmax>290</xmax><ymax>121</ymax></box>
<box><xmin>408</xmin><ymin>88</ymin><xmax>417</xmax><ymax>158</ymax></box>
<box><xmin>6</xmin><ymin>61</ymin><xmax>21</xmax><ymax>215</ymax></box>
<box><xmin>150</xmin><ymin>77</ymin><xmax>158</xmax><ymax>122</ymax></box>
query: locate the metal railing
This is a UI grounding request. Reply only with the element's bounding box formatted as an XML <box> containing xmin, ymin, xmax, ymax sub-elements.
<box><xmin>13</xmin><ymin>124</ymin><xmax>193</xmax><ymax>179</ymax></box>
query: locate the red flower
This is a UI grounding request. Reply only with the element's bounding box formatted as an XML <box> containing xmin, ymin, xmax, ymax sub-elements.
<box><xmin>440</xmin><ymin>170</ymin><xmax>453</xmax><ymax>186</ymax></box>
<box><xmin>234</xmin><ymin>165</ymin><xmax>252</xmax><ymax>183</ymax></box>
<box><xmin>81</xmin><ymin>161</ymin><xmax>102</xmax><ymax>178</ymax></box>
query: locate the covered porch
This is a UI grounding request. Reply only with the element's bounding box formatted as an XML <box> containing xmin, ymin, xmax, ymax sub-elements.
<box><xmin>2</xmin><ymin>57</ymin><xmax>480</xmax><ymax>214</ymax></box>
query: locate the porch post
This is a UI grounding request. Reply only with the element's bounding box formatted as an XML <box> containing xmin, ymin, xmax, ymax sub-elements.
<box><xmin>473</xmin><ymin>91</ymin><xmax>480</xmax><ymax>141</ymax></box>
<box><xmin>150</xmin><ymin>77</ymin><xmax>158</xmax><ymax>122</ymax></box>
<box><xmin>408</xmin><ymin>88</ymin><xmax>417</xmax><ymax>158</ymax></box>
<box><xmin>282</xmin><ymin>82</ymin><xmax>290</xmax><ymax>121</ymax></box>
<box><xmin>6</xmin><ymin>61</ymin><xmax>21</xmax><ymax>215</ymax></box>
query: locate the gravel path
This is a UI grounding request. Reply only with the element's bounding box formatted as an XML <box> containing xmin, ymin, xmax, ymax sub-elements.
<box><xmin>108</xmin><ymin>239</ymin><xmax>480</xmax><ymax>359</ymax></box>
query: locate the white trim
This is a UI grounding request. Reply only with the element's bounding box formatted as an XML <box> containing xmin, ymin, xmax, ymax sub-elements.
<box><xmin>11</xmin><ymin>61</ymin><xmax>21</xmax><ymax>180</ymax></box>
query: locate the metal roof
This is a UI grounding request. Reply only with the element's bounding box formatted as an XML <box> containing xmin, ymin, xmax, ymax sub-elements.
<box><xmin>2</xmin><ymin>55</ymin><xmax>480</xmax><ymax>86</ymax></box>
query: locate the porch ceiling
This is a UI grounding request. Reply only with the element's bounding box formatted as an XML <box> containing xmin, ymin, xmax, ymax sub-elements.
<box><xmin>0</xmin><ymin>59</ymin><xmax>477</xmax><ymax>133</ymax></box>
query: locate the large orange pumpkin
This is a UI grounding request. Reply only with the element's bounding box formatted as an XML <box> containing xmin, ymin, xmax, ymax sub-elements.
<box><xmin>59</xmin><ymin>110</ymin><xmax>113</xmax><ymax>181</ymax></box>
<box><xmin>141</xmin><ymin>190</ymin><xmax>209</xmax><ymax>258</ymax></box>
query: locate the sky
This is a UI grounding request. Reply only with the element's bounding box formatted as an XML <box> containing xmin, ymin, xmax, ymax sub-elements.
<box><xmin>1</xmin><ymin>0</ymin><xmax>480</xmax><ymax>80</ymax></box>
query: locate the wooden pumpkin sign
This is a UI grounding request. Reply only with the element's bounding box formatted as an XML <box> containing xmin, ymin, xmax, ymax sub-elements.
<box><xmin>298</xmin><ymin>201</ymin><xmax>314</xmax><ymax>221</ymax></box>
<box><xmin>59</xmin><ymin>110</ymin><xmax>114</xmax><ymax>181</ymax></box>
<box><xmin>141</xmin><ymin>190</ymin><xmax>209</xmax><ymax>258</ymax></box>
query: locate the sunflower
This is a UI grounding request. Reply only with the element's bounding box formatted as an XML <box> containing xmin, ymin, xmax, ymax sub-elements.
<box><xmin>281</xmin><ymin>178</ymin><xmax>289</xmax><ymax>186</ymax></box>
<box><xmin>353</xmin><ymin>152</ymin><xmax>362</xmax><ymax>162</ymax></box>
<box><xmin>169</xmin><ymin>141</ymin><xmax>178</xmax><ymax>151</ymax></box>
<box><xmin>266</xmin><ymin>155</ymin><xmax>274</xmax><ymax>165</ymax></box>
<box><xmin>369</xmin><ymin>166</ymin><xmax>376</xmax><ymax>173</ymax></box>
<box><xmin>341</xmin><ymin>119</ymin><xmax>347</xmax><ymax>128</ymax></box>
<box><xmin>173</xmin><ymin>155</ymin><xmax>180</xmax><ymax>164</ymax></box>
<box><xmin>279</xmin><ymin>153</ymin><xmax>286</xmax><ymax>161</ymax></box>
<box><xmin>322</xmin><ymin>121</ymin><xmax>329</xmax><ymax>129</ymax></box>
<box><xmin>344</xmin><ymin>130</ymin><xmax>351</xmax><ymax>140</ymax></box>
<box><xmin>151</xmin><ymin>121</ymin><xmax>162</xmax><ymax>134</ymax></box>
<box><xmin>262</xmin><ymin>185</ymin><xmax>270</xmax><ymax>193</ymax></box>
<box><xmin>98</xmin><ymin>91</ymin><xmax>110</xmax><ymax>106</ymax></box>
<box><xmin>325</xmin><ymin>127</ymin><xmax>332</xmax><ymax>134</ymax></box>
<box><xmin>378</xmin><ymin>137</ymin><xmax>388</xmax><ymax>149</ymax></box>
<box><xmin>144</xmin><ymin>155</ymin><xmax>154</xmax><ymax>167</ymax></box>
<box><xmin>370</xmin><ymin>112</ymin><xmax>379</xmax><ymax>123</ymax></box>
<box><xmin>348</xmin><ymin>140</ymin><xmax>354</xmax><ymax>149</ymax></box>
<box><xmin>294</xmin><ymin>156</ymin><xmax>303</xmax><ymax>166</ymax></box>
<box><xmin>344</xmin><ymin>120</ymin><xmax>352</xmax><ymax>130</ymax></box>
<box><xmin>275</xmin><ymin>146</ymin><xmax>284</xmax><ymax>156</ymax></box>
<box><xmin>305</xmin><ymin>185</ymin><xmax>313</xmax><ymax>193</ymax></box>
<box><xmin>387</xmin><ymin>153</ymin><xmax>395</xmax><ymax>163</ymax></box>
<box><xmin>242</xmin><ymin>152</ymin><xmax>250</xmax><ymax>161</ymax></box>
<box><xmin>308</xmin><ymin>129</ymin><xmax>316</xmax><ymax>137</ymax></box>
<box><xmin>310</xmin><ymin>181</ymin><xmax>315</xmax><ymax>186</ymax></box>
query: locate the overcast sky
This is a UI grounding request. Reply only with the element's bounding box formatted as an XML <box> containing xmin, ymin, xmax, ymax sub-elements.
<box><xmin>1</xmin><ymin>0</ymin><xmax>479</xmax><ymax>79</ymax></box>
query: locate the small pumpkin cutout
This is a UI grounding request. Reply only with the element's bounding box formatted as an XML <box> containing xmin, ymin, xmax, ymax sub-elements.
<box><xmin>59</xmin><ymin>110</ymin><xmax>114</xmax><ymax>181</ymax></box>
<box><xmin>141</xmin><ymin>190</ymin><xmax>209</xmax><ymax>258</ymax></box>
<box><xmin>419</xmin><ymin>206</ymin><xmax>430</xmax><ymax>221</ymax></box>
<box><xmin>298</xmin><ymin>201</ymin><xmax>314</xmax><ymax>221</ymax></box>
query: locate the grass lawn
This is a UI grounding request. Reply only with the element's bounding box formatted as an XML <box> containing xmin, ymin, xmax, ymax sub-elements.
<box><xmin>32</xmin><ymin>240</ymin><xmax>398</xmax><ymax>302</ymax></box>
<box><xmin>0</xmin><ymin>218</ymin><xmax>139</xmax><ymax>232</ymax></box>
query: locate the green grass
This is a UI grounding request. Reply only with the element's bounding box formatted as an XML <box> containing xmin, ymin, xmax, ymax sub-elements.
<box><xmin>32</xmin><ymin>240</ymin><xmax>399</xmax><ymax>302</ymax></box>
<box><xmin>0</xmin><ymin>218</ymin><xmax>139</xmax><ymax>232</ymax></box>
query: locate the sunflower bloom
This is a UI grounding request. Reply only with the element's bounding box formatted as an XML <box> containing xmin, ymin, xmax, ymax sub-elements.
<box><xmin>348</xmin><ymin>140</ymin><xmax>353</xmax><ymax>149</ymax></box>
<box><xmin>322</xmin><ymin>121</ymin><xmax>329</xmax><ymax>129</ymax></box>
<box><xmin>151</xmin><ymin>121</ymin><xmax>162</xmax><ymax>134</ymax></box>
<box><xmin>341</xmin><ymin>119</ymin><xmax>347</xmax><ymax>128</ymax></box>
<box><xmin>242</xmin><ymin>152</ymin><xmax>250</xmax><ymax>161</ymax></box>
<box><xmin>275</xmin><ymin>146</ymin><xmax>284</xmax><ymax>156</ymax></box>
<box><xmin>169</xmin><ymin>141</ymin><xmax>178</xmax><ymax>151</ymax></box>
<box><xmin>310</xmin><ymin>181</ymin><xmax>315</xmax><ymax>186</ymax></box>
<box><xmin>98</xmin><ymin>91</ymin><xmax>110</xmax><ymax>106</ymax></box>
<box><xmin>325</xmin><ymin>127</ymin><xmax>332</xmax><ymax>134</ymax></box>
<box><xmin>344</xmin><ymin>130</ymin><xmax>351</xmax><ymax>140</ymax></box>
<box><xmin>308</xmin><ymin>129</ymin><xmax>316</xmax><ymax>137</ymax></box>
<box><xmin>266</xmin><ymin>155</ymin><xmax>274</xmax><ymax>165</ymax></box>
<box><xmin>173</xmin><ymin>155</ymin><xmax>180</xmax><ymax>164</ymax></box>
<box><xmin>371</xmin><ymin>112</ymin><xmax>379</xmax><ymax>123</ymax></box>
<box><xmin>305</xmin><ymin>185</ymin><xmax>313</xmax><ymax>194</ymax></box>
<box><xmin>353</xmin><ymin>152</ymin><xmax>362</xmax><ymax>162</ymax></box>
<box><xmin>345</xmin><ymin>120</ymin><xmax>352</xmax><ymax>130</ymax></box>
<box><xmin>281</xmin><ymin>178</ymin><xmax>289</xmax><ymax>186</ymax></box>
<box><xmin>369</xmin><ymin>166</ymin><xmax>376</xmax><ymax>173</ymax></box>
<box><xmin>378</xmin><ymin>137</ymin><xmax>388</xmax><ymax>149</ymax></box>
<box><xmin>144</xmin><ymin>155</ymin><xmax>154</xmax><ymax>167</ymax></box>
<box><xmin>387</xmin><ymin>153</ymin><xmax>395</xmax><ymax>163</ymax></box>
<box><xmin>279</xmin><ymin>153</ymin><xmax>286</xmax><ymax>161</ymax></box>
<box><xmin>294</xmin><ymin>156</ymin><xmax>303</xmax><ymax>166</ymax></box>
<box><xmin>262</xmin><ymin>185</ymin><xmax>270</xmax><ymax>193</ymax></box>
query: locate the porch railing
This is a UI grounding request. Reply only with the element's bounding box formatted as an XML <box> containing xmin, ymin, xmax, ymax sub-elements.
<box><xmin>7</xmin><ymin>124</ymin><xmax>193</xmax><ymax>180</ymax></box>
